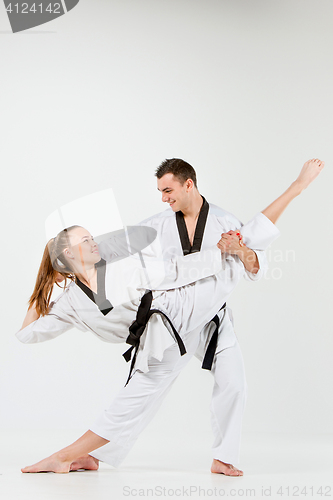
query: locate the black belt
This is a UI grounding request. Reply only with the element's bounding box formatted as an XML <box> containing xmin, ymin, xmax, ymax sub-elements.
<box><xmin>201</xmin><ymin>303</ymin><xmax>227</xmax><ymax>370</ymax></box>
<box><xmin>123</xmin><ymin>290</ymin><xmax>186</xmax><ymax>385</ymax></box>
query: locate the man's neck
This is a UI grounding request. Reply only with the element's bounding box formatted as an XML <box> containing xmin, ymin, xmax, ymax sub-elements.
<box><xmin>181</xmin><ymin>190</ymin><xmax>203</xmax><ymax>219</ymax></box>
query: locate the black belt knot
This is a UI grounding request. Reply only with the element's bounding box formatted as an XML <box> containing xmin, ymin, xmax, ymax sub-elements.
<box><xmin>123</xmin><ymin>290</ymin><xmax>186</xmax><ymax>385</ymax></box>
<box><xmin>126</xmin><ymin>290</ymin><xmax>153</xmax><ymax>347</ymax></box>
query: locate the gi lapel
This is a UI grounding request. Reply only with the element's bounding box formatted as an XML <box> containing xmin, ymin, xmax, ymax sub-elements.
<box><xmin>175</xmin><ymin>196</ymin><xmax>209</xmax><ymax>255</ymax></box>
<box><xmin>76</xmin><ymin>259</ymin><xmax>113</xmax><ymax>316</ymax></box>
<box><xmin>176</xmin><ymin>197</ymin><xmax>225</xmax><ymax>371</ymax></box>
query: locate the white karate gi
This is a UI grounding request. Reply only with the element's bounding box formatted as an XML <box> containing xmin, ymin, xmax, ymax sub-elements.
<box><xmin>16</xmin><ymin>213</ymin><xmax>279</xmax><ymax>467</ymax></box>
<box><xmin>135</xmin><ymin>200</ymin><xmax>271</xmax><ymax>465</ymax></box>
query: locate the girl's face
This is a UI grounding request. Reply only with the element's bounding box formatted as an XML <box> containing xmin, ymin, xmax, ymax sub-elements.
<box><xmin>64</xmin><ymin>227</ymin><xmax>101</xmax><ymax>269</ymax></box>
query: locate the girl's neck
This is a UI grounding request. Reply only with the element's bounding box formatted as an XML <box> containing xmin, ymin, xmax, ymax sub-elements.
<box><xmin>75</xmin><ymin>265</ymin><xmax>97</xmax><ymax>289</ymax></box>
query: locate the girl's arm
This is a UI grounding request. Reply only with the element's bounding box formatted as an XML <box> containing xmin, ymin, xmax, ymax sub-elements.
<box><xmin>17</xmin><ymin>294</ymin><xmax>83</xmax><ymax>344</ymax></box>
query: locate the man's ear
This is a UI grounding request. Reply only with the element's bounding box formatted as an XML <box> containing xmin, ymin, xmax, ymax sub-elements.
<box><xmin>186</xmin><ymin>178</ymin><xmax>194</xmax><ymax>191</ymax></box>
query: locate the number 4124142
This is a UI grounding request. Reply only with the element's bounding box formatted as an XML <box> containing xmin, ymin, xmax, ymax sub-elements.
<box><xmin>6</xmin><ymin>3</ymin><xmax>62</xmax><ymax>14</ymax></box>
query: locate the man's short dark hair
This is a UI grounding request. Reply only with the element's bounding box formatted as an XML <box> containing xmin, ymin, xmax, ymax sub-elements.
<box><xmin>155</xmin><ymin>158</ymin><xmax>197</xmax><ymax>188</ymax></box>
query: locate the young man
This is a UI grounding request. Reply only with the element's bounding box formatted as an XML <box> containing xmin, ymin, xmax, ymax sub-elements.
<box><xmin>139</xmin><ymin>158</ymin><xmax>266</xmax><ymax>476</ymax></box>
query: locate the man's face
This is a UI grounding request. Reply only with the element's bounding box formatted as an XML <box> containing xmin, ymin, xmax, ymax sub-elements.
<box><xmin>157</xmin><ymin>173</ymin><xmax>190</xmax><ymax>212</ymax></box>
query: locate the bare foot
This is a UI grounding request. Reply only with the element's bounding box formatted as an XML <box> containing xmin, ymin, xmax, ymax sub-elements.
<box><xmin>70</xmin><ymin>454</ymin><xmax>99</xmax><ymax>471</ymax></box>
<box><xmin>211</xmin><ymin>459</ymin><xmax>243</xmax><ymax>476</ymax></box>
<box><xmin>295</xmin><ymin>158</ymin><xmax>325</xmax><ymax>191</ymax></box>
<box><xmin>21</xmin><ymin>453</ymin><xmax>72</xmax><ymax>473</ymax></box>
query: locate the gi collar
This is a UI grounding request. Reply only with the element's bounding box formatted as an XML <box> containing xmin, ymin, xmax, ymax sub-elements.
<box><xmin>175</xmin><ymin>196</ymin><xmax>209</xmax><ymax>255</ymax></box>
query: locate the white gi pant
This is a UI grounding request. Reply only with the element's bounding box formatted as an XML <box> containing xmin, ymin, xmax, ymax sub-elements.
<box><xmin>195</xmin><ymin>307</ymin><xmax>247</xmax><ymax>465</ymax></box>
<box><xmin>88</xmin><ymin>214</ymin><xmax>279</xmax><ymax>466</ymax></box>
<box><xmin>90</xmin><ymin>307</ymin><xmax>246</xmax><ymax>467</ymax></box>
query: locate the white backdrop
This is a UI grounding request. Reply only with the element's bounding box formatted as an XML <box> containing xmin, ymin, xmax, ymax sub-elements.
<box><xmin>0</xmin><ymin>0</ymin><xmax>332</xmax><ymax>449</ymax></box>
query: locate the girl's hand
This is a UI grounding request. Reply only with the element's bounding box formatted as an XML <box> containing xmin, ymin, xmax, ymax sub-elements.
<box><xmin>217</xmin><ymin>230</ymin><xmax>244</xmax><ymax>255</ymax></box>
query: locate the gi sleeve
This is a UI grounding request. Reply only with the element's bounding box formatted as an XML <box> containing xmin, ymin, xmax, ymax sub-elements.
<box><xmin>16</xmin><ymin>294</ymin><xmax>85</xmax><ymax>344</ymax></box>
<box><xmin>240</xmin><ymin>212</ymin><xmax>280</xmax><ymax>281</ymax></box>
<box><xmin>98</xmin><ymin>226</ymin><xmax>158</xmax><ymax>263</ymax></box>
<box><xmin>151</xmin><ymin>246</ymin><xmax>224</xmax><ymax>290</ymax></box>
<box><xmin>240</xmin><ymin>212</ymin><xmax>280</xmax><ymax>250</ymax></box>
<box><xmin>126</xmin><ymin>230</ymin><xmax>224</xmax><ymax>291</ymax></box>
